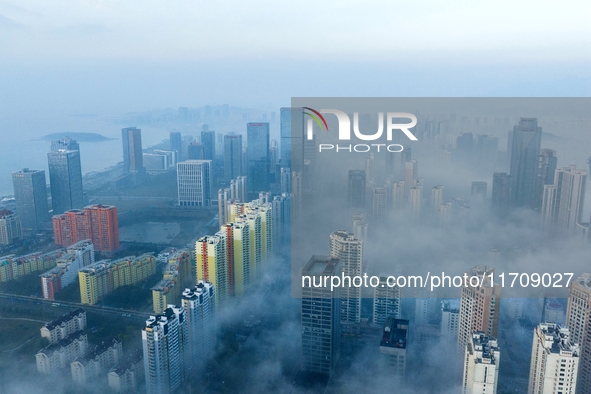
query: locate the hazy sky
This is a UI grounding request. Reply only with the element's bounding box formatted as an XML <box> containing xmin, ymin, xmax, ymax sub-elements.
<box><xmin>0</xmin><ymin>1</ymin><xmax>589</xmax><ymax>125</ymax></box>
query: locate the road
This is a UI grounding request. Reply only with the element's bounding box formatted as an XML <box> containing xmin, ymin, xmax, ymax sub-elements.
<box><xmin>0</xmin><ymin>293</ymin><xmax>150</xmax><ymax>323</ymax></box>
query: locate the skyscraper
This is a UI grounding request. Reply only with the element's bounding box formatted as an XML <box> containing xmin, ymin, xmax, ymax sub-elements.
<box><xmin>348</xmin><ymin>170</ymin><xmax>366</xmax><ymax>208</ymax></box>
<box><xmin>12</xmin><ymin>168</ymin><xmax>50</xmax><ymax>231</ymax></box>
<box><xmin>528</xmin><ymin>323</ymin><xmax>579</xmax><ymax>394</ymax></box>
<box><xmin>201</xmin><ymin>130</ymin><xmax>215</xmax><ymax>161</ymax></box>
<box><xmin>373</xmin><ymin>277</ymin><xmax>401</xmax><ymax>327</ymax></box>
<box><xmin>409</xmin><ymin>183</ymin><xmax>423</xmax><ymax>222</ymax></box>
<box><xmin>84</xmin><ymin>204</ymin><xmax>120</xmax><ymax>253</ymax></box>
<box><xmin>48</xmin><ymin>149</ymin><xmax>84</xmax><ymax>215</ymax></box>
<box><xmin>533</xmin><ymin>149</ymin><xmax>558</xmax><ymax>210</ymax></box>
<box><xmin>566</xmin><ymin>273</ymin><xmax>591</xmax><ymax>393</ymax></box>
<box><xmin>0</xmin><ymin>209</ymin><xmax>21</xmax><ymax>245</ymax></box>
<box><xmin>492</xmin><ymin>172</ymin><xmax>512</xmax><ymax>216</ymax></box>
<box><xmin>247</xmin><ymin>122</ymin><xmax>270</xmax><ymax>196</ymax></box>
<box><xmin>379</xmin><ymin>318</ymin><xmax>408</xmax><ymax>380</ymax></box>
<box><xmin>404</xmin><ymin>160</ymin><xmax>418</xmax><ymax>198</ymax></box>
<box><xmin>462</xmin><ymin>333</ymin><xmax>500</xmax><ymax>394</ymax></box>
<box><xmin>329</xmin><ymin>231</ymin><xmax>363</xmax><ymax>324</ymax></box>
<box><xmin>142</xmin><ymin>306</ymin><xmax>187</xmax><ymax>394</ymax></box>
<box><xmin>196</xmin><ymin>233</ymin><xmax>228</xmax><ymax>307</ymax></box>
<box><xmin>224</xmin><ymin>133</ymin><xmax>243</xmax><ymax>182</ymax></box>
<box><xmin>509</xmin><ymin>118</ymin><xmax>542</xmax><ymax>208</ymax></box>
<box><xmin>187</xmin><ymin>142</ymin><xmax>204</xmax><ymax>160</ymax></box>
<box><xmin>280</xmin><ymin>107</ymin><xmax>304</xmax><ymax>171</ymax></box>
<box><xmin>440</xmin><ymin>300</ymin><xmax>460</xmax><ymax>339</ymax></box>
<box><xmin>541</xmin><ymin>165</ymin><xmax>587</xmax><ymax>233</ymax></box>
<box><xmin>121</xmin><ymin>127</ymin><xmax>143</xmax><ymax>173</ymax></box>
<box><xmin>52</xmin><ymin>204</ymin><xmax>120</xmax><ymax>253</ymax></box>
<box><xmin>371</xmin><ymin>188</ymin><xmax>387</xmax><ymax>221</ymax></box>
<box><xmin>170</xmin><ymin>131</ymin><xmax>182</xmax><ymax>161</ymax></box>
<box><xmin>458</xmin><ymin>265</ymin><xmax>501</xmax><ymax>352</ymax></box>
<box><xmin>176</xmin><ymin>160</ymin><xmax>213</xmax><ymax>207</ymax></box>
<box><xmin>51</xmin><ymin>136</ymin><xmax>79</xmax><ymax>152</ymax></box>
<box><xmin>181</xmin><ymin>281</ymin><xmax>215</xmax><ymax>370</ymax></box>
<box><xmin>301</xmin><ymin>256</ymin><xmax>341</xmax><ymax>376</ymax></box>
<box><xmin>431</xmin><ymin>185</ymin><xmax>444</xmax><ymax>214</ymax></box>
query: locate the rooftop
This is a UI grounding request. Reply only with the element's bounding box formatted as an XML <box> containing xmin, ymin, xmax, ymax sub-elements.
<box><xmin>43</xmin><ymin>308</ymin><xmax>86</xmax><ymax>330</ymax></box>
<box><xmin>380</xmin><ymin>318</ymin><xmax>408</xmax><ymax>349</ymax></box>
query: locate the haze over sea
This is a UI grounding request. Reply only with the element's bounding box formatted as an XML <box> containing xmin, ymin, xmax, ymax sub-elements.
<box><xmin>0</xmin><ymin>114</ymin><xmax>169</xmax><ymax>196</ymax></box>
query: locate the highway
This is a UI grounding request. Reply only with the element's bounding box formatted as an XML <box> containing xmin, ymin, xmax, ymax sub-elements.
<box><xmin>0</xmin><ymin>293</ymin><xmax>150</xmax><ymax>323</ymax></box>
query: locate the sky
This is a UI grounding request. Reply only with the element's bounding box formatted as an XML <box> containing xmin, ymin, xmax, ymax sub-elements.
<box><xmin>0</xmin><ymin>0</ymin><xmax>589</xmax><ymax>120</ymax></box>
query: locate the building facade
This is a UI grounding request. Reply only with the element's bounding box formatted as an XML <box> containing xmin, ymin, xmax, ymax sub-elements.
<box><xmin>48</xmin><ymin>149</ymin><xmax>84</xmax><ymax>215</ymax></box>
<box><xmin>528</xmin><ymin>323</ymin><xmax>579</xmax><ymax>394</ymax></box>
<box><xmin>12</xmin><ymin>168</ymin><xmax>49</xmax><ymax>231</ymax></box>
<box><xmin>177</xmin><ymin>160</ymin><xmax>213</xmax><ymax>207</ymax></box>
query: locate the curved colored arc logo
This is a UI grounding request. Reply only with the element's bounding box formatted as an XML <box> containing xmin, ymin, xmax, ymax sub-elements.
<box><xmin>304</xmin><ymin>107</ymin><xmax>329</xmax><ymax>130</ymax></box>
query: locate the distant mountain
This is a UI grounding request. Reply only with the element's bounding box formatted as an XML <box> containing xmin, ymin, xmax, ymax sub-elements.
<box><xmin>41</xmin><ymin>132</ymin><xmax>114</xmax><ymax>142</ymax></box>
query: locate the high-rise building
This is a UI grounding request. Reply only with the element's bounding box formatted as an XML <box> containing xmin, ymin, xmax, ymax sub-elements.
<box><xmin>492</xmin><ymin>172</ymin><xmax>512</xmax><ymax>216</ymax></box>
<box><xmin>439</xmin><ymin>202</ymin><xmax>452</xmax><ymax>226</ymax></box>
<box><xmin>541</xmin><ymin>165</ymin><xmax>587</xmax><ymax>233</ymax></box>
<box><xmin>385</xmin><ymin>151</ymin><xmax>397</xmax><ymax>177</ymax></box>
<box><xmin>230</xmin><ymin>176</ymin><xmax>247</xmax><ymax>203</ymax></box>
<box><xmin>142</xmin><ymin>306</ymin><xmax>187</xmax><ymax>394</ymax></box>
<box><xmin>200</xmin><ymin>130</ymin><xmax>215</xmax><ymax>161</ymax></box>
<box><xmin>247</xmin><ymin>123</ymin><xmax>270</xmax><ymax>196</ymax></box>
<box><xmin>121</xmin><ymin>127</ymin><xmax>143</xmax><ymax>173</ymax></box>
<box><xmin>84</xmin><ymin>204</ymin><xmax>120</xmax><ymax>253</ymax></box>
<box><xmin>471</xmin><ymin>181</ymin><xmax>487</xmax><ymax>200</ymax></box>
<box><xmin>365</xmin><ymin>153</ymin><xmax>375</xmax><ymax>182</ymax></box>
<box><xmin>372</xmin><ymin>188</ymin><xmax>387</xmax><ymax>221</ymax></box>
<box><xmin>0</xmin><ymin>209</ymin><xmax>21</xmax><ymax>245</ymax></box>
<box><xmin>404</xmin><ymin>160</ymin><xmax>418</xmax><ymax>199</ymax></box>
<box><xmin>52</xmin><ymin>204</ymin><xmax>119</xmax><ymax>253</ymax></box>
<box><xmin>431</xmin><ymin>185</ymin><xmax>444</xmax><ymax>214</ymax></box>
<box><xmin>280</xmin><ymin>167</ymin><xmax>291</xmax><ymax>194</ymax></box>
<box><xmin>533</xmin><ymin>149</ymin><xmax>558</xmax><ymax>210</ymax></box>
<box><xmin>51</xmin><ymin>136</ymin><xmax>79</xmax><ymax>152</ymax></box>
<box><xmin>224</xmin><ymin>133</ymin><xmax>243</xmax><ymax>181</ymax></box>
<box><xmin>177</xmin><ymin>160</ymin><xmax>213</xmax><ymax>206</ymax></box>
<box><xmin>272</xmin><ymin>193</ymin><xmax>291</xmax><ymax>253</ymax></box>
<box><xmin>218</xmin><ymin>188</ymin><xmax>230</xmax><ymax>227</ymax></box>
<box><xmin>196</xmin><ymin>233</ymin><xmax>228</xmax><ymax>307</ymax></box>
<box><xmin>441</xmin><ymin>299</ymin><xmax>460</xmax><ymax>339</ymax></box>
<box><xmin>181</xmin><ymin>281</ymin><xmax>215</xmax><ymax>369</ymax></box>
<box><xmin>462</xmin><ymin>333</ymin><xmax>500</xmax><ymax>394</ymax></box>
<box><xmin>12</xmin><ymin>168</ymin><xmax>50</xmax><ymax>231</ymax></box>
<box><xmin>301</xmin><ymin>256</ymin><xmax>341</xmax><ymax>376</ymax></box>
<box><xmin>566</xmin><ymin>273</ymin><xmax>591</xmax><ymax>393</ymax></box>
<box><xmin>528</xmin><ymin>323</ymin><xmax>579</xmax><ymax>394</ymax></box>
<box><xmin>348</xmin><ymin>170</ymin><xmax>366</xmax><ymax>208</ymax></box>
<box><xmin>221</xmin><ymin>221</ymin><xmax>251</xmax><ymax>296</ymax></box>
<box><xmin>392</xmin><ymin>181</ymin><xmax>405</xmax><ymax>211</ymax></box>
<box><xmin>458</xmin><ymin>265</ymin><xmax>501</xmax><ymax>352</ymax></box>
<box><xmin>373</xmin><ymin>277</ymin><xmax>401</xmax><ymax>327</ymax></box>
<box><xmin>47</xmin><ymin>148</ymin><xmax>84</xmax><ymax>215</ymax></box>
<box><xmin>379</xmin><ymin>318</ymin><xmax>408</xmax><ymax>380</ymax></box>
<box><xmin>409</xmin><ymin>184</ymin><xmax>423</xmax><ymax>221</ymax></box>
<box><xmin>187</xmin><ymin>142</ymin><xmax>204</xmax><ymax>160</ymax></box>
<box><xmin>280</xmin><ymin>107</ymin><xmax>305</xmax><ymax>172</ymax></box>
<box><xmin>170</xmin><ymin>131</ymin><xmax>182</xmax><ymax>161</ymax></box>
<box><xmin>509</xmin><ymin>118</ymin><xmax>542</xmax><ymax>208</ymax></box>
<box><xmin>329</xmin><ymin>231</ymin><xmax>363</xmax><ymax>324</ymax></box>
